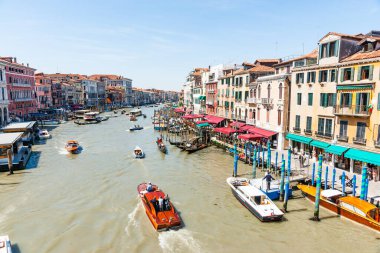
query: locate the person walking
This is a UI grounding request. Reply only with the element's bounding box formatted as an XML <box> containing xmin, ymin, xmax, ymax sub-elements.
<box><xmin>262</xmin><ymin>171</ymin><xmax>275</xmax><ymax>190</ymax></box>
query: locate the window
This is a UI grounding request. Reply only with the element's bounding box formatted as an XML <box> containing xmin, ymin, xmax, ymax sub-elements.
<box><xmin>307</xmin><ymin>71</ymin><xmax>316</xmax><ymax>83</ymax></box>
<box><xmin>341</xmin><ymin>68</ymin><xmax>354</xmax><ymax>81</ymax></box>
<box><xmin>258</xmin><ymin>85</ymin><xmax>261</xmax><ymax>98</ymax></box>
<box><xmin>319</xmin><ymin>70</ymin><xmax>328</xmax><ymax>82</ymax></box>
<box><xmin>295</xmin><ymin>115</ymin><xmax>300</xmax><ymax>129</ymax></box>
<box><xmin>325</xmin><ymin>119</ymin><xmax>333</xmax><ymax>136</ymax></box>
<box><xmin>297</xmin><ymin>93</ymin><xmax>302</xmax><ymax>105</ymax></box>
<box><xmin>320</xmin><ymin>93</ymin><xmax>336</xmax><ymax>107</ymax></box>
<box><xmin>267</xmin><ymin>84</ymin><xmax>271</xmax><ymax>99</ymax></box>
<box><xmin>358</xmin><ymin>65</ymin><xmax>373</xmax><ymax>80</ymax></box>
<box><xmin>308</xmin><ymin>93</ymin><xmax>313</xmax><ymax>106</ymax></box>
<box><xmin>330</xmin><ymin>69</ymin><xmax>337</xmax><ymax>82</ymax></box>
<box><xmin>363</xmin><ymin>42</ymin><xmax>375</xmax><ymax>52</ymax></box>
<box><xmin>306</xmin><ymin>117</ymin><xmax>312</xmax><ymax>131</ymax></box>
<box><xmin>378</xmin><ymin>93</ymin><xmax>380</xmax><ymax>111</ymax></box>
<box><xmin>279</xmin><ymin>83</ymin><xmax>283</xmax><ymax>99</ymax></box>
<box><xmin>278</xmin><ymin>110</ymin><xmax>282</xmax><ymax>125</ymax></box>
<box><xmin>321</xmin><ymin>44</ymin><xmax>328</xmax><ymax>58</ymax></box>
<box><xmin>0</xmin><ymin>70</ymin><xmax>2</xmax><ymax>81</ymax></box>
<box><xmin>294</xmin><ymin>60</ymin><xmax>305</xmax><ymax>67</ymax></box>
<box><xmin>356</xmin><ymin>122</ymin><xmax>366</xmax><ymax>139</ymax></box>
<box><xmin>222</xmin><ymin>79</ymin><xmax>224</xmax><ymax>85</ymax></box>
<box><xmin>296</xmin><ymin>73</ymin><xmax>304</xmax><ymax>84</ymax></box>
<box><xmin>340</xmin><ymin>93</ymin><xmax>352</xmax><ymax>107</ymax></box>
<box><xmin>257</xmin><ymin>108</ymin><xmax>260</xmax><ymax>120</ymax></box>
<box><xmin>266</xmin><ymin>109</ymin><xmax>270</xmax><ymax>123</ymax></box>
<box><xmin>320</xmin><ymin>40</ymin><xmax>339</xmax><ymax>58</ymax></box>
<box><xmin>318</xmin><ymin>118</ymin><xmax>325</xmax><ymax>134</ymax></box>
<box><xmin>339</xmin><ymin>121</ymin><xmax>348</xmax><ymax>137</ymax></box>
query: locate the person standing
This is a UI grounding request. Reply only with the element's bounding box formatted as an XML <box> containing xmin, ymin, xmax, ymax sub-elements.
<box><xmin>158</xmin><ymin>196</ymin><xmax>164</xmax><ymax>211</ymax></box>
<box><xmin>262</xmin><ymin>171</ymin><xmax>275</xmax><ymax>190</ymax></box>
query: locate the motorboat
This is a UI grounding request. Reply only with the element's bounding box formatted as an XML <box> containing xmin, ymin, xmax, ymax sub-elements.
<box><xmin>130</xmin><ymin>115</ymin><xmax>137</xmax><ymax>121</ymax></box>
<box><xmin>226</xmin><ymin>177</ymin><xmax>284</xmax><ymax>221</ymax></box>
<box><xmin>74</xmin><ymin>109</ymin><xmax>91</xmax><ymax>119</ymax></box>
<box><xmin>249</xmin><ymin>178</ymin><xmax>293</xmax><ymax>200</ymax></box>
<box><xmin>0</xmin><ymin>235</ymin><xmax>12</xmax><ymax>253</ymax></box>
<box><xmin>130</xmin><ymin>109</ymin><xmax>142</xmax><ymax>117</ymax></box>
<box><xmin>298</xmin><ymin>184</ymin><xmax>380</xmax><ymax>231</ymax></box>
<box><xmin>38</xmin><ymin>129</ymin><xmax>51</xmax><ymax>140</ymax></box>
<box><xmin>156</xmin><ymin>138</ymin><xmax>167</xmax><ymax>154</ymax></box>
<box><xmin>83</xmin><ymin>112</ymin><xmax>100</xmax><ymax>121</ymax></box>
<box><xmin>143</xmin><ymin>114</ymin><xmax>147</xmax><ymax>118</ymax></box>
<box><xmin>134</xmin><ymin>146</ymin><xmax>145</xmax><ymax>159</ymax></box>
<box><xmin>130</xmin><ymin>125</ymin><xmax>144</xmax><ymax>131</ymax></box>
<box><xmin>137</xmin><ymin>182</ymin><xmax>182</xmax><ymax>231</ymax></box>
<box><xmin>65</xmin><ymin>140</ymin><xmax>80</xmax><ymax>154</ymax></box>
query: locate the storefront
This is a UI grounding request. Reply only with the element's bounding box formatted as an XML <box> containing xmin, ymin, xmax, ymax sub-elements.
<box><xmin>309</xmin><ymin>140</ymin><xmax>330</xmax><ymax>161</ymax></box>
<box><xmin>344</xmin><ymin>148</ymin><xmax>380</xmax><ymax>181</ymax></box>
<box><xmin>325</xmin><ymin>145</ymin><xmax>350</xmax><ymax>171</ymax></box>
<box><xmin>285</xmin><ymin>133</ymin><xmax>312</xmax><ymax>155</ymax></box>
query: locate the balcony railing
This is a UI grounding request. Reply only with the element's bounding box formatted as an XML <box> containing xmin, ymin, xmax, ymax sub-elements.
<box><xmin>353</xmin><ymin>137</ymin><xmax>366</xmax><ymax>145</ymax></box>
<box><xmin>247</xmin><ymin>97</ymin><xmax>259</xmax><ymax>104</ymax></box>
<box><xmin>304</xmin><ymin>129</ymin><xmax>312</xmax><ymax>135</ymax></box>
<box><xmin>261</xmin><ymin>98</ymin><xmax>273</xmax><ymax>105</ymax></box>
<box><xmin>336</xmin><ymin>135</ymin><xmax>349</xmax><ymax>142</ymax></box>
<box><xmin>208</xmin><ymin>89</ymin><xmax>215</xmax><ymax>94</ymax></box>
<box><xmin>206</xmin><ymin>101</ymin><xmax>214</xmax><ymax>106</ymax></box>
<box><xmin>315</xmin><ymin>131</ymin><xmax>333</xmax><ymax>139</ymax></box>
<box><xmin>293</xmin><ymin>127</ymin><xmax>301</xmax><ymax>133</ymax></box>
<box><xmin>277</xmin><ymin>99</ymin><xmax>284</xmax><ymax>106</ymax></box>
<box><xmin>12</xmin><ymin>82</ymin><xmax>31</xmax><ymax>87</ymax></box>
<box><xmin>334</xmin><ymin>105</ymin><xmax>370</xmax><ymax>117</ymax></box>
<box><xmin>246</xmin><ymin>118</ymin><xmax>256</xmax><ymax>126</ymax></box>
<box><xmin>14</xmin><ymin>97</ymin><xmax>33</xmax><ymax>102</ymax></box>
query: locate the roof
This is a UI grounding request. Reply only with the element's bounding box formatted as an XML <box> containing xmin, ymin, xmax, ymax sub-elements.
<box><xmin>238</xmin><ymin>185</ymin><xmax>265</xmax><ymax>197</ymax></box>
<box><xmin>319</xmin><ymin>32</ymin><xmax>364</xmax><ymax>42</ymax></box>
<box><xmin>247</xmin><ymin>65</ymin><xmax>275</xmax><ymax>73</ymax></box>
<box><xmin>321</xmin><ymin>189</ymin><xmax>343</xmax><ymax>198</ymax></box>
<box><xmin>339</xmin><ymin>196</ymin><xmax>378</xmax><ymax>214</ymax></box>
<box><xmin>254</xmin><ymin>59</ymin><xmax>281</xmax><ymax>64</ymax></box>
<box><xmin>275</xmin><ymin>49</ymin><xmax>318</xmax><ymax>67</ymax></box>
<box><xmin>237</xmin><ymin>133</ymin><xmax>261</xmax><ymax>141</ymax></box>
<box><xmin>88</xmin><ymin>74</ymin><xmax>122</xmax><ymax>80</ymax></box>
<box><xmin>341</xmin><ymin>49</ymin><xmax>380</xmax><ymax>62</ymax></box>
<box><xmin>239</xmin><ymin>125</ymin><xmax>255</xmax><ymax>131</ymax></box>
<box><xmin>214</xmin><ymin>127</ymin><xmax>240</xmax><ymax>135</ymax></box>
<box><xmin>0</xmin><ymin>132</ymin><xmax>23</xmax><ymax>146</ymax></box>
<box><xmin>344</xmin><ymin>148</ymin><xmax>380</xmax><ymax>166</ymax></box>
<box><xmin>2</xmin><ymin>121</ymin><xmax>36</xmax><ymax>131</ymax></box>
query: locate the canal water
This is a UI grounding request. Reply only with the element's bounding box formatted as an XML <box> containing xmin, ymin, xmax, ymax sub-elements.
<box><xmin>0</xmin><ymin>107</ymin><xmax>379</xmax><ymax>253</ymax></box>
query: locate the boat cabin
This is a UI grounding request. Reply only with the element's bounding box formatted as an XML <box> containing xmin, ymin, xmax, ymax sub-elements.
<box><xmin>321</xmin><ymin>189</ymin><xmax>343</xmax><ymax>204</ymax></box>
<box><xmin>130</xmin><ymin>109</ymin><xmax>142</xmax><ymax>116</ymax></box>
<box><xmin>1</xmin><ymin>121</ymin><xmax>38</xmax><ymax>145</ymax></box>
<box><xmin>339</xmin><ymin>196</ymin><xmax>380</xmax><ymax>222</ymax></box>
<box><xmin>0</xmin><ymin>132</ymin><xmax>31</xmax><ymax>171</ymax></box>
<box><xmin>74</xmin><ymin>110</ymin><xmax>91</xmax><ymax>119</ymax></box>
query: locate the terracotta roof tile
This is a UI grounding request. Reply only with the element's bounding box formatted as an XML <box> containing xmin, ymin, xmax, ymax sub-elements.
<box><xmin>275</xmin><ymin>49</ymin><xmax>318</xmax><ymax>67</ymax></box>
<box><xmin>254</xmin><ymin>59</ymin><xmax>281</xmax><ymax>64</ymax></box>
<box><xmin>248</xmin><ymin>65</ymin><xmax>275</xmax><ymax>73</ymax></box>
<box><xmin>341</xmin><ymin>49</ymin><xmax>380</xmax><ymax>62</ymax></box>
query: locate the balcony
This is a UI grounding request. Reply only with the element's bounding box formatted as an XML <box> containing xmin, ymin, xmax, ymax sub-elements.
<box><xmin>261</xmin><ymin>98</ymin><xmax>273</xmax><ymax>105</ymax></box>
<box><xmin>12</xmin><ymin>82</ymin><xmax>31</xmax><ymax>87</ymax></box>
<box><xmin>315</xmin><ymin>131</ymin><xmax>333</xmax><ymax>139</ymax></box>
<box><xmin>304</xmin><ymin>129</ymin><xmax>312</xmax><ymax>135</ymax></box>
<box><xmin>353</xmin><ymin>137</ymin><xmax>366</xmax><ymax>145</ymax></box>
<box><xmin>277</xmin><ymin>99</ymin><xmax>284</xmax><ymax>106</ymax></box>
<box><xmin>334</xmin><ymin>105</ymin><xmax>370</xmax><ymax>117</ymax></box>
<box><xmin>246</xmin><ymin>118</ymin><xmax>256</xmax><ymax>126</ymax></box>
<box><xmin>206</xmin><ymin>101</ymin><xmax>214</xmax><ymax>106</ymax></box>
<box><xmin>247</xmin><ymin>97</ymin><xmax>259</xmax><ymax>104</ymax></box>
<box><xmin>337</xmin><ymin>135</ymin><xmax>349</xmax><ymax>142</ymax></box>
<box><xmin>208</xmin><ymin>89</ymin><xmax>215</xmax><ymax>94</ymax></box>
<box><xmin>293</xmin><ymin>127</ymin><xmax>301</xmax><ymax>133</ymax></box>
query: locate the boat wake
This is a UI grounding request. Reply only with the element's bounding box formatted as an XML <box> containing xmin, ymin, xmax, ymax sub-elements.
<box><xmin>58</xmin><ymin>148</ymin><xmax>69</xmax><ymax>155</ymax></box>
<box><xmin>158</xmin><ymin>229</ymin><xmax>201</xmax><ymax>253</ymax></box>
<box><xmin>124</xmin><ymin>200</ymin><xmax>143</xmax><ymax>236</ymax></box>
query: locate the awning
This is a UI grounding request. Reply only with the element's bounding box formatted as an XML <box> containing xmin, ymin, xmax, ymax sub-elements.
<box><xmin>247</xmin><ymin>127</ymin><xmax>277</xmax><ymax>138</ymax></box>
<box><xmin>325</xmin><ymin>145</ymin><xmax>349</xmax><ymax>155</ymax></box>
<box><xmin>214</xmin><ymin>127</ymin><xmax>239</xmax><ymax>135</ymax></box>
<box><xmin>196</xmin><ymin>122</ymin><xmax>210</xmax><ymax>128</ymax></box>
<box><xmin>199</xmin><ymin>96</ymin><xmax>206</xmax><ymax>100</ymax></box>
<box><xmin>344</xmin><ymin>149</ymin><xmax>380</xmax><ymax>166</ymax></box>
<box><xmin>310</xmin><ymin>140</ymin><xmax>330</xmax><ymax>149</ymax></box>
<box><xmin>230</xmin><ymin>121</ymin><xmax>246</xmax><ymax>128</ymax></box>
<box><xmin>204</xmin><ymin>115</ymin><xmax>225</xmax><ymax>125</ymax></box>
<box><xmin>238</xmin><ymin>134</ymin><xmax>261</xmax><ymax>141</ymax></box>
<box><xmin>182</xmin><ymin>114</ymin><xmax>204</xmax><ymax>119</ymax></box>
<box><xmin>337</xmin><ymin>84</ymin><xmax>373</xmax><ymax>90</ymax></box>
<box><xmin>174</xmin><ymin>107</ymin><xmax>185</xmax><ymax>113</ymax></box>
<box><xmin>240</xmin><ymin>125</ymin><xmax>255</xmax><ymax>132</ymax></box>
<box><xmin>286</xmin><ymin>133</ymin><xmax>313</xmax><ymax>144</ymax></box>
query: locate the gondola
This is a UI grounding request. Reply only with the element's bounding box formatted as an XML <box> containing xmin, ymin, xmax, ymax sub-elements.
<box><xmin>156</xmin><ymin>138</ymin><xmax>167</xmax><ymax>154</ymax></box>
<box><xmin>130</xmin><ymin>125</ymin><xmax>144</xmax><ymax>131</ymax></box>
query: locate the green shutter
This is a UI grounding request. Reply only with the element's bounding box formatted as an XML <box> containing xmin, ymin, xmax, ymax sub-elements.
<box><xmin>320</xmin><ymin>93</ymin><xmax>323</xmax><ymax>106</ymax></box>
<box><xmin>369</xmin><ymin>65</ymin><xmax>374</xmax><ymax>80</ymax></box>
<box><xmin>357</xmin><ymin>66</ymin><xmax>362</xmax><ymax>81</ymax></box>
<box><xmin>335</xmin><ymin>40</ymin><xmax>339</xmax><ymax>56</ymax></box>
<box><xmin>340</xmin><ymin>93</ymin><xmax>343</xmax><ymax>106</ymax></box>
<box><xmin>307</xmin><ymin>72</ymin><xmax>310</xmax><ymax>83</ymax></box>
<box><xmin>323</xmin><ymin>93</ymin><xmax>328</xmax><ymax>107</ymax></box>
<box><xmin>319</xmin><ymin>45</ymin><xmax>322</xmax><ymax>59</ymax></box>
<box><xmin>340</xmin><ymin>69</ymin><xmax>344</xmax><ymax>82</ymax></box>
<box><xmin>318</xmin><ymin>71</ymin><xmax>322</xmax><ymax>82</ymax></box>
<box><xmin>355</xmin><ymin>94</ymin><xmax>360</xmax><ymax>113</ymax></box>
<box><xmin>351</xmin><ymin>67</ymin><xmax>355</xmax><ymax>81</ymax></box>
<box><xmin>332</xmin><ymin>93</ymin><xmax>337</xmax><ymax>107</ymax></box>
<box><xmin>378</xmin><ymin>93</ymin><xmax>380</xmax><ymax>110</ymax></box>
<box><xmin>348</xmin><ymin>93</ymin><xmax>352</xmax><ymax>106</ymax></box>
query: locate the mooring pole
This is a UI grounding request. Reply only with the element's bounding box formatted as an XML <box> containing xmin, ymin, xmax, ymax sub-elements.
<box><xmin>332</xmin><ymin>167</ymin><xmax>336</xmax><ymax>190</ymax></box>
<box><xmin>311</xmin><ymin>163</ymin><xmax>315</xmax><ymax>186</ymax></box>
<box><xmin>233</xmin><ymin>144</ymin><xmax>238</xmax><ymax>177</ymax></box>
<box><xmin>313</xmin><ymin>154</ymin><xmax>323</xmax><ymax>221</ymax></box>
<box><xmin>252</xmin><ymin>147</ymin><xmax>257</xmax><ymax>179</ymax></box>
<box><xmin>7</xmin><ymin>149</ymin><xmax>13</xmax><ymax>175</ymax></box>
<box><xmin>342</xmin><ymin>171</ymin><xmax>346</xmax><ymax>196</ymax></box>
<box><xmin>267</xmin><ymin>140</ymin><xmax>271</xmax><ymax>172</ymax></box>
<box><xmin>283</xmin><ymin>175</ymin><xmax>290</xmax><ymax>212</ymax></box>
<box><xmin>280</xmin><ymin>159</ymin><xmax>285</xmax><ymax>201</ymax></box>
<box><xmin>324</xmin><ymin>166</ymin><xmax>329</xmax><ymax>190</ymax></box>
<box><xmin>360</xmin><ymin>166</ymin><xmax>368</xmax><ymax>200</ymax></box>
<box><xmin>352</xmin><ymin>175</ymin><xmax>356</xmax><ymax>196</ymax></box>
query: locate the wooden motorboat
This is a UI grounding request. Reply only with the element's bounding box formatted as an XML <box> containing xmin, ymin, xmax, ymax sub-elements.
<box><xmin>0</xmin><ymin>235</ymin><xmax>12</xmax><ymax>253</ymax></box>
<box><xmin>156</xmin><ymin>138</ymin><xmax>167</xmax><ymax>154</ymax></box>
<box><xmin>134</xmin><ymin>146</ymin><xmax>145</xmax><ymax>159</ymax></box>
<box><xmin>298</xmin><ymin>184</ymin><xmax>380</xmax><ymax>231</ymax></box>
<box><xmin>130</xmin><ymin>115</ymin><xmax>137</xmax><ymax>121</ymax></box>
<box><xmin>227</xmin><ymin>177</ymin><xmax>284</xmax><ymax>221</ymax></box>
<box><xmin>137</xmin><ymin>182</ymin><xmax>182</xmax><ymax>231</ymax></box>
<box><xmin>38</xmin><ymin>129</ymin><xmax>51</xmax><ymax>140</ymax></box>
<box><xmin>130</xmin><ymin>125</ymin><xmax>144</xmax><ymax>131</ymax></box>
<box><xmin>185</xmin><ymin>137</ymin><xmax>208</xmax><ymax>153</ymax></box>
<box><xmin>65</xmin><ymin>140</ymin><xmax>80</xmax><ymax>153</ymax></box>
<box><xmin>249</xmin><ymin>178</ymin><xmax>293</xmax><ymax>200</ymax></box>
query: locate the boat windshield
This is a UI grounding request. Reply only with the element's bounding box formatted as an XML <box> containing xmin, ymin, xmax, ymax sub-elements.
<box><xmin>251</xmin><ymin>195</ymin><xmax>270</xmax><ymax>205</ymax></box>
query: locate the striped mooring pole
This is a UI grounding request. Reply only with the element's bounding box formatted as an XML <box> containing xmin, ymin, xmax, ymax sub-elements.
<box><xmin>313</xmin><ymin>154</ymin><xmax>323</xmax><ymax>221</ymax></box>
<box><xmin>252</xmin><ymin>147</ymin><xmax>257</xmax><ymax>179</ymax></box>
<box><xmin>280</xmin><ymin>159</ymin><xmax>285</xmax><ymax>201</ymax></box>
<box><xmin>360</xmin><ymin>166</ymin><xmax>368</xmax><ymax>200</ymax></box>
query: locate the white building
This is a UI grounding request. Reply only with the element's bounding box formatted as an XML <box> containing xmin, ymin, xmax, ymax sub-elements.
<box><xmin>0</xmin><ymin>61</ymin><xmax>9</xmax><ymax>125</ymax></box>
<box><xmin>81</xmin><ymin>79</ymin><xmax>98</xmax><ymax>107</ymax></box>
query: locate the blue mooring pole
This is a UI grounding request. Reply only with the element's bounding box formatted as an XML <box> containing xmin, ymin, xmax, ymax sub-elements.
<box><xmin>267</xmin><ymin>141</ymin><xmax>271</xmax><ymax>172</ymax></box>
<box><xmin>287</xmin><ymin>149</ymin><xmax>291</xmax><ymax>177</ymax></box>
<box><xmin>280</xmin><ymin>159</ymin><xmax>285</xmax><ymax>201</ymax></box>
<box><xmin>262</xmin><ymin>146</ymin><xmax>265</xmax><ymax>171</ymax></box>
<box><xmin>360</xmin><ymin>166</ymin><xmax>368</xmax><ymax>200</ymax></box>
<box><xmin>275</xmin><ymin>151</ymin><xmax>278</xmax><ymax>175</ymax></box>
<box><xmin>311</xmin><ymin>163</ymin><xmax>315</xmax><ymax>186</ymax></box>
<box><xmin>364</xmin><ymin>178</ymin><xmax>369</xmax><ymax>201</ymax></box>
<box><xmin>342</xmin><ymin>171</ymin><xmax>346</xmax><ymax>196</ymax></box>
<box><xmin>283</xmin><ymin>175</ymin><xmax>290</xmax><ymax>212</ymax></box>
<box><xmin>313</xmin><ymin>154</ymin><xmax>323</xmax><ymax>221</ymax></box>
<box><xmin>332</xmin><ymin>167</ymin><xmax>336</xmax><ymax>190</ymax></box>
<box><xmin>233</xmin><ymin>144</ymin><xmax>238</xmax><ymax>177</ymax></box>
<box><xmin>324</xmin><ymin>166</ymin><xmax>329</xmax><ymax>190</ymax></box>
<box><xmin>352</xmin><ymin>175</ymin><xmax>357</xmax><ymax>196</ymax></box>
<box><xmin>252</xmin><ymin>147</ymin><xmax>257</xmax><ymax>179</ymax></box>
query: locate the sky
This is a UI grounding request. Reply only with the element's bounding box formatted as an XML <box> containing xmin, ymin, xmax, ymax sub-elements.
<box><xmin>0</xmin><ymin>0</ymin><xmax>379</xmax><ymax>91</ymax></box>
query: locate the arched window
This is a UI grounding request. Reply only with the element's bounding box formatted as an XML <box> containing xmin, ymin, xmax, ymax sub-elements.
<box><xmin>279</xmin><ymin>83</ymin><xmax>283</xmax><ymax>100</ymax></box>
<box><xmin>258</xmin><ymin>85</ymin><xmax>261</xmax><ymax>98</ymax></box>
<box><xmin>267</xmin><ymin>84</ymin><xmax>271</xmax><ymax>99</ymax></box>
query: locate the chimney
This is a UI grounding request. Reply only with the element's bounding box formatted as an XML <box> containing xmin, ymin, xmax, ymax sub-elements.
<box><xmin>14</xmin><ymin>57</ymin><xmax>17</xmax><ymax>63</ymax></box>
<box><xmin>27</xmin><ymin>63</ymin><xmax>29</xmax><ymax>67</ymax></box>
<box><xmin>208</xmin><ymin>65</ymin><xmax>210</xmax><ymax>70</ymax></box>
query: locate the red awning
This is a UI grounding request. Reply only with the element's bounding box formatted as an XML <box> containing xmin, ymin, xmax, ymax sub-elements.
<box><xmin>174</xmin><ymin>107</ymin><xmax>185</xmax><ymax>113</ymax></box>
<box><xmin>239</xmin><ymin>125</ymin><xmax>255</xmax><ymax>131</ymax></box>
<box><xmin>196</xmin><ymin>120</ymin><xmax>208</xmax><ymax>124</ymax></box>
<box><xmin>214</xmin><ymin>127</ymin><xmax>240</xmax><ymax>135</ymax></box>
<box><xmin>205</xmin><ymin>115</ymin><xmax>225</xmax><ymax>124</ymax></box>
<box><xmin>182</xmin><ymin>114</ymin><xmax>204</xmax><ymax>119</ymax></box>
<box><xmin>230</xmin><ymin>121</ymin><xmax>246</xmax><ymax>128</ymax></box>
<box><xmin>237</xmin><ymin>134</ymin><xmax>261</xmax><ymax>141</ymax></box>
<box><xmin>247</xmin><ymin>127</ymin><xmax>277</xmax><ymax>138</ymax></box>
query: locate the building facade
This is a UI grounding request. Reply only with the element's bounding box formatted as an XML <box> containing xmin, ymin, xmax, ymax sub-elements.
<box><xmin>35</xmin><ymin>73</ymin><xmax>53</xmax><ymax>109</ymax></box>
<box><xmin>0</xmin><ymin>61</ymin><xmax>9</xmax><ymax>125</ymax></box>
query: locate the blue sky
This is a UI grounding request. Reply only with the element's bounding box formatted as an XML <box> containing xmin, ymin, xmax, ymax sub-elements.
<box><xmin>0</xmin><ymin>0</ymin><xmax>379</xmax><ymax>91</ymax></box>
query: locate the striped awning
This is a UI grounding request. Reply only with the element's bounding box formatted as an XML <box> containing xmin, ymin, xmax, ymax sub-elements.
<box><xmin>325</xmin><ymin>145</ymin><xmax>349</xmax><ymax>155</ymax></box>
<box><xmin>337</xmin><ymin>84</ymin><xmax>373</xmax><ymax>90</ymax></box>
<box><xmin>310</xmin><ymin>140</ymin><xmax>330</xmax><ymax>149</ymax></box>
<box><xmin>286</xmin><ymin>133</ymin><xmax>312</xmax><ymax>144</ymax></box>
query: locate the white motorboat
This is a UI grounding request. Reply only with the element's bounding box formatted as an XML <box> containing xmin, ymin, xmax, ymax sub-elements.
<box><xmin>249</xmin><ymin>178</ymin><xmax>293</xmax><ymax>200</ymax></box>
<box><xmin>38</xmin><ymin>129</ymin><xmax>51</xmax><ymax>139</ymax></box>
<box><xmin>130</xmin><ymin>109</ymin><xmax>142</xmax><ymax>117</ymax></box>
<box><xmin>226</xmin><ymin>177</ymin><xmax>284</xmax><ymax>221</ymax></box>
<box><xmin>0</xmin><ymin>235</ymin><xmax>12</xmax><ymax>253</ymax></box>
<box><xmin>134</xmin><ymin>146</ymin><xmax>145</xmax><ymax>159</ymax></box>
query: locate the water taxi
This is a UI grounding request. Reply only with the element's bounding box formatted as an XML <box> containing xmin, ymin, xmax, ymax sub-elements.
<box><xmin>137</xmin><ymin>182</ymin><xmax>182</xmax><ymax>231</ymax></box>
<box><xmin>0</xmin><ymin>235</ymin><xmax>12</xmax><ymax>253</ymax></box>
<box><xmin>65</xmin><ymin>140</ymin><xmax>80</xmax><ymax>154</ymax></box>
<box><xmin>298</xmin><ymin>184</ymin><xmax>380</xmax><ymax>231</ymax></box>
<box><xmin>130</xmin><ymin>109</ymin><xmax>142</xmax><ymax>117</ymax></box>
<box><xmin>74</xmin><ymin>109</ymin><xmax>91</xmax><ymax>119</ymax></box>
<box><xmin>134</xmin><ymin>146</ymin><xmax>145</xmax><ymax>158</ymax></box>
<box><xmin>83</xmin><ymin>112</ymin><xmax>101</xmax><ymax>121</ymax></box>
<box><xmin>249</xmin><ymin>178</ymin><xmax>292</xmax><ymax>200</ymax></box>
<box><xmin>130</xmin><ymin>125</ymin><xmax>144</xmax><ymax>131</ymax></box>
<box><xmin>38</xmin><ymin>129</ymin><xmax>51</xmax><ymax>140</ymax></box>
<box><xmin>227</xmin><ymin>177</ymin><xmax>284</xmax><ymax>221</ymax></box>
